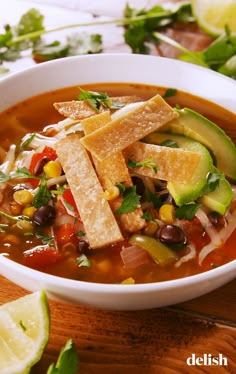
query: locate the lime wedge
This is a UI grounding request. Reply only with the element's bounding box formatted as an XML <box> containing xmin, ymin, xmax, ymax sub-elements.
<box><xmin>192</xmin><ymin>0</ymin><xmax>236</xmax><ymax>36</ymax></box>
<box><xmin>0</xmin><ymin>290</ymin><xmax>50</xmax><ymax>374</ymax></box>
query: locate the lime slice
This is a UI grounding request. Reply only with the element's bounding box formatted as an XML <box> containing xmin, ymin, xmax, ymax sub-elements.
<box><xmin>192</xmin><ymin>0</ymin><xmax>236</xmax><ymax>36</ymax></box>
<box><xmin>0</xmin><ymin>290</ymin><xmax>50</xmax><ymax>374</ymax></box>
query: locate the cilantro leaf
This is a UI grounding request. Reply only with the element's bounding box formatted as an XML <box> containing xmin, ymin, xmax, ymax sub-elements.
<box><xmin>115</xmin><ymin>185</ymin><xmax>141</xmax><ymax>214</ymax></box>
<box><xmin>0</xmin><ymin>167</ymin><xmax>38</xmax><ymax>183</ymax></box>
<box><xmin>76</xmin><ymin>254</ymin><xmax>91</xmax><ymax>267</ymax></box>
<box><xmin>128</xmin><ymin>158</ymin><xmax>158</xmax><ymax>173</ymax></box>
<box><xmin>15</xmin><ymin>8</ymin><xmax>44</xmax><ymax>37</ymax></box>
<box><xmin>47</xmin><ymin>339</ymin><xmax>80</xmax><ymax>374</ymax></box>
<box><xmin>78</xmin><ymin>87</ymin><xmax>112</xmax><ymax>111</ymax></box>
<box><xmin>162</xmin><ymin>88</ymin><xmax>177</xmax><ymax>98</ymax></box>
<box><xmin>141</xmin><ymin>211</ymin><xmax>155</xmax><ymax>221</ymax></box>
<box><xmin>175</xmin><ymin>203</ymin><xmax>201</xmax><ymax>220</ymax></box>
<box><xmin>36</xmin><ymin>231</ymin><xmax>54</xmax><ymax>246</ymax></box>
<box><xmin>32</xmin><ymin>176</ymin><xmax>51</xmax><ymax>208</ymax></box>
<box><xmin>145</xmin><ymin>189</ymin><xmax>162</xmax><ymax>209</ymax></box>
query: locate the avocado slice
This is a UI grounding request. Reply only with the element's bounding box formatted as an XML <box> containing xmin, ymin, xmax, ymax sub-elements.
<box><xmin>199</xmin><ymin>167</ymin><xmax>233</xmax><ymax>215</ymax></box>
<box><xmin>161</xmin><ymin>108</ymin><xmax>236</xmax><ymax>181</ymax></box>
<box><xmin>144</xmin><ymin>132</ymin><xmax>213</xmax><ymax>205</ymax></box>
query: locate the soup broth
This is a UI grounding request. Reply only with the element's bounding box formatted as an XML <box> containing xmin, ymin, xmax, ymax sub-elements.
<box><xmin>0</xmin><ymin>83</ymin><xmax>235</xmax><ymax>284</ymax></box>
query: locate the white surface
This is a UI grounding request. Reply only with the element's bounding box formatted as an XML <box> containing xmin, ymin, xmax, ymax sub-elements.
<box><xmin>0</xmin><ymin>53</ymin><xmax>235</xmax><ymax>310</ymax></box>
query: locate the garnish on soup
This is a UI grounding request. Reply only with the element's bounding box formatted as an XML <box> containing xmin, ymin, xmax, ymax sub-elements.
<box><xmin>0</xmin><ymin>84</ymin><xmax>235</xmax><ymax>284</ymax></box>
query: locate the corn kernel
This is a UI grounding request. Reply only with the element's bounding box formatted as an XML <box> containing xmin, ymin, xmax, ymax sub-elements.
<box><xmin>143</xmin><ymin>220</ymin><xmax>159</xmax><ymax>236</ymax></box>
<box><xmin>22</xmin><ymin>206</ymin><xmax>37</xmax><ymax>218</ymax></box>
<box><xmin>121</xmin><ymin>277</ymin><xmax>135</xmax><ymax>284</ymax></box>
<box><xmin>17</xmin><ymin>220</ymin><xmax>34</xmax><ymax>231</ymax></box>
<box><xmin>43</xmin><ymin>160</ymin><xmax>62</xmax><ymax>178</ymax></box>
<box><xmin>13</xmin><ymin>190</ymin><xmax>34</xmax><ymax>206</ymax></box>
<box><xmin>103</xmin><ymin>186</ymin><xmax>120</xmax><ymax>201</ymax></box>
<box><xmin>159</xmin><ymin>204</ymin><xmax>175</xmax><ymax>224</ymax></box>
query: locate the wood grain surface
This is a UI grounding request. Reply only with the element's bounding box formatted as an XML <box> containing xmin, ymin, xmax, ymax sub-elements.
<box><xmin>0</xmin><ymin>275</ymin><xmax>235</xmax><ymax>373</ymax></box>
<box><xmin>0</xmin><ymin>1</ymin><xmax>236</xmax><ymax>373</ymax></box>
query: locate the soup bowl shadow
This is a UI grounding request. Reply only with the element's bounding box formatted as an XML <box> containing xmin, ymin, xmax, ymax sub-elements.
<box><xmin>0</xmin><ymin>54</ymin><xmax>235</xmax><ymax>310</ymax></box>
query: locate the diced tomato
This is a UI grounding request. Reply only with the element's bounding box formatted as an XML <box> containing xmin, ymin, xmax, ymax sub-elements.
<box><xmin>55</xmin><ymin>223</ymin><xmax>78</xmax><ymax>246</ymax></box>
<box><xmin>29</xmin><ymin>146</ymin><xmax>58</xmax><ymax>174</ymax></box>
<box><xmin>62</xmin><ymin>189</ymin><xmax>79</xmax><ymax>214</ymax></box>
<box><xmin>23</xmin><ymin>246</ymin><xmax>62</xmax><ymax>270</ymax></box>
<box><xmin>181</xmin><ymin>217</ymin><xmax>210</xmax><ymax>250</ymax></box>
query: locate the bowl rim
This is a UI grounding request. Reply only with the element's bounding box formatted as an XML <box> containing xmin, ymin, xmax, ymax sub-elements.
<box><xmin>0</xmin><ymin>53</ymin><xmax>235</xmax><ymax>293</ymax></box>
<box><xmin>0</xmin><ymin>255</ymin><xmax>235</xmax><ymax>293</ymax></box>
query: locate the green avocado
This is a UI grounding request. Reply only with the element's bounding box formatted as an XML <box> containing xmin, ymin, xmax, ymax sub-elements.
<box><xmin>199</xmin><ymin>167</ymin><xmax>233</xmax><ymax>215</ymax></box>
<box><xmin>161</xmin><ymin>108</ymin><xmax>236</xmax><ymax>181</ymax></box>
<box><xmin>144</xmin><ymin>132</ymin><xmax>213</xmax><ymax>206</ymax></box>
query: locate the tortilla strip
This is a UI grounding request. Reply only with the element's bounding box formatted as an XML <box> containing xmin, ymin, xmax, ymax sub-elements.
<box><xmin>54</xmin><ymin>100</ymin><xmax>105</xmax><ymax>120</ymax></box>
<box><xmin>80</xmin><ymin>94</ymin><xmax>179</xmax><ymax>161</ymax></box>
<box><xmin>123</xmin><ymin>141</ymin><xmax>201</xmax><ymax>184</ymax></box>
<box><xmin>54</xmin><ymin>96</ymin><xmax>142</xmax><ymax>120</ymax></box>
<box><xmin>55</xmin><ymin>134</ymin><xmax>124</xmax><ymax>249</ymax></box>
<box><xmin>82</xmin><ymin>112</ymin><xmax>146</xmax><ymax>233</ymax></box>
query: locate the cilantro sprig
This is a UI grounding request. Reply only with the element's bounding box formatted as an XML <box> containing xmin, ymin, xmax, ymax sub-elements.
<box><xmin>77</xmin><ymin>87</ymin><xmax>112</xmax><ymax>111</ymax></box>
<box><xmin>1</xmin><ymin>4</ymin><xmax>236</xmax><ymax>79</ymax></box>
<box><xmin>115</xmin><ymin>183</ymin><xmax>141</xmax><ymax>214</ymax></box>
<box><xmin>47</xmin><ymin>339</ymin><xmax>80</xmax><ymax>374</ymax></box>
<box><xmin>128</xmin><ymin>158</ymin><xmax>158</xmax><ymax>173</ymax></box>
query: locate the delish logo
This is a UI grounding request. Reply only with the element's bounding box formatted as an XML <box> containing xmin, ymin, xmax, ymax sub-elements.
<box><xmin>186</xmin><ymin>353</ymin><xmax>228</xmax><ymax>366</ymax></box>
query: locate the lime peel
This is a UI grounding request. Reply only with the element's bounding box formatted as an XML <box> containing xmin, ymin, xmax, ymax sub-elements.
<box><xmin>0</xmin><ymin>290</ymin><xmax>50</xmax><ymax>374</ymax></box>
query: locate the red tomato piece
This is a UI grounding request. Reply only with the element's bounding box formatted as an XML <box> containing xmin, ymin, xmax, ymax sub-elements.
<box><xmin>29</xmin><ymin>146</ymin><xmax>58</xmax><ymax>175</ymax></box>
<box><xmin>23</xmin><ymin>246</ymin><xmax>62</xmax><ymax>270</ymax></box>
<box><xmin>62</xmin><ymin>189</ymin><xmax>79</xmax><ymax>214</ymax></box>
<box><xmin>55</xmin><ymin>223</ymin><xmax>78</xmax><ymax>246</ymax></box>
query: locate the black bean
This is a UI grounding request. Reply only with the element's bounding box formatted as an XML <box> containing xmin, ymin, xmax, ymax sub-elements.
<box><xmin>77</xmin><ymin>240</ymin><xmax>90</xmax><ymax>253</ymax></box>
<box><xmin>158</xmin><ymin>224</ymin><xmax>186</xmax><ymax>245</ymax></box>
<box><xmin>132</xmin><ymin>176</ymin><xmax>145</xmax><ymax>196</ymax></box>
<box><xmin>33</xmin><ymin>205</ymin><xmax>56</xmax><ymax>227</ymax></box>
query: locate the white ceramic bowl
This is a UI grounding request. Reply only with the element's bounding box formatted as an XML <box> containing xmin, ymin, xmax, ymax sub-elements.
<box><xmin>0</xmin><ymin>54</ymin><xmax>235</xmax><ymax>310</ymax></box>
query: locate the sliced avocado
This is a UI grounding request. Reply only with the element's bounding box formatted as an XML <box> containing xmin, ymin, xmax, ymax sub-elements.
<box><xmin>199</xmin><ymin>167</ymin><xmax>233</xmax><ymax>215</ymax></box>
<box><xmin>161</xmin><ymin>108</ymin><xmax>236</xmax><ymax>181</ymax></box>
<box><xmin>144</xmin><ymin>132</ymin><xmax>213</xmax><ymax>206</ymax></box>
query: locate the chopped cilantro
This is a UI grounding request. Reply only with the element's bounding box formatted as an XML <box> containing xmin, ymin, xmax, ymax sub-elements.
<box><xmin>76</xmin><ymin>231</ymin><xmax>85</xmax><ymax>237</ymax></box>
<box><xmin>77</xmin><ymin>87</ymin><xmax>112</xmax><ymax>111</ymax></box>
<box><xmin>128</xmin><ymin>158</ymin><xmax>158</xmax><ymax>173</ymax></box>
<box><xmin>175</xmin><ymin>203</ymin><xmax>201</xmax><ymax>221</ymax></box>
<box><xmin>32</xmin><ymin>176</ymin><xmax>51</xmax><ymax>208</ymax></box>
<box><xmin>76</xmin><ymin>254</ymin><xmax>91</xmax><ymax>267</ymax></box>
<box><xmin>145</xmin><ymin>189</ymin><xmax>162</xmax><ymax>209</ymax></box>
<box><xmin>36</xmin><ymin>231</ymin><xmax>54</xmax><ymax>246</ymax></box>
<box><xmin>115</xmin><ymin>185</ymin><xmax>141</xmax><ymax>214</ymax></box>
<box><xmin>141</xmin><ymin>211</ymin><xmax>155</xmax><ymax>222</ymax></box>
<box><xmin>162</xmin><ymin>88</ymin><xmax>177</xmax><ymax>98</ymax></box>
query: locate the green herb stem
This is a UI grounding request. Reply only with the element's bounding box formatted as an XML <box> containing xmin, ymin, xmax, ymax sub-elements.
<box><xmin>153</xmin><ymin>31</ymin><xmax>208</xmax><ymax>67</ymax></box>
<box><xmin>8</xmin><ymin>10</ymin><xmax>172</xmax><ymax>46</ymax></box>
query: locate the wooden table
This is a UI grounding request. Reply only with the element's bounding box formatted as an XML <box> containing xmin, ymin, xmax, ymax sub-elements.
<box><xmin>0</xmin><ymin>276</ymin><xmax>235</xmax><ymax>373</ymax></box>
<box><xmin>0</xmin><ymin>1</ymin><xmax>236</xmax><ymax>373</ymax></box>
